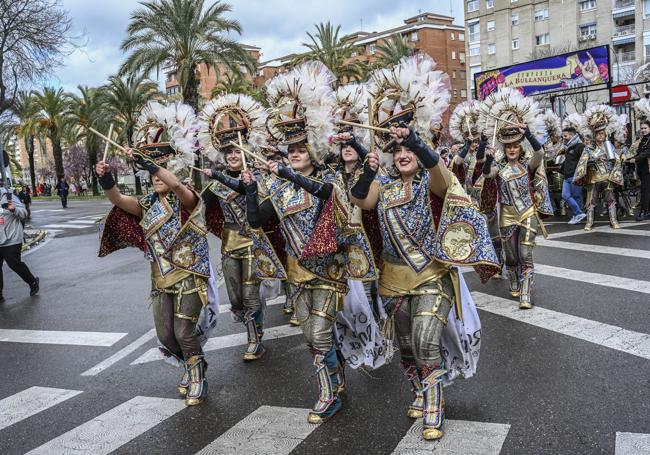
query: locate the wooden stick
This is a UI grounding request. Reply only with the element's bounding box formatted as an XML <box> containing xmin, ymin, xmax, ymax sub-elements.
<box><xmin>337</xmin><ymin>119</ymin><xmax>390</xmax><ymax>134</ymax></box>
<box><xmin>465</xmin><ymin>117</ymin><xmax>474</xmax><ymax>140</ymax></box>
<box><xmin>89</xmin><ymin>127</ymin><xmax>126</xmax><ymax>152</ymax></box>
<box><xmin>492</xmin><ymin>118</ymin><xmax>499</xmax><ymax>147</ymax></box>
<box><xmin>228</xmin><ymin>141</ymin><xmax>269</xmax><ymax>165</ymax></box>
<box><xmin>189</xmin><ymin>165</ymin><xmax>204</xmax><ymax>173</ymax></box>
<box><xmin>487</xmin><ymin>113</ymin><xmax>521</xmax><ymax>128</ymax></box>
<box><xmin>367</xmin><ymin>98</ymin><xmax>376</xmax><ymax>153</ymax></box>
<box><xmin>102</xmin><ymin>123</ymin><xmax>114</xmax><ymax>162</ymax></box>
<box><xmin>237</xmin><ymin>131</ymin><xmax>247</xmax><ymax>171</ymax></box>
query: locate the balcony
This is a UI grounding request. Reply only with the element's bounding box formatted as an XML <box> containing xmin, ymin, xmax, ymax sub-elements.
<box><xmin>616</xmin><ymin>51</ymin><xmax>636</xmax><ymax>63</ymax></box>
<box><xmin>612</xmin><ymin>0</ymin><xmax>635</xmax><ymax>20</ymax></box>
<box><xmin>612</xmin><ymin>24</ymin><xmax>635</xmax><ymax>45</ymax></box>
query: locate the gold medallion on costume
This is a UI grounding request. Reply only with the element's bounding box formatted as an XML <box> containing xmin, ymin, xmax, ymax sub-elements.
<box><xmin>254</xmin><ymin>248</ymin><xmax>278</xmax><ymax>277</ymax></box>
<box><xmin>441</xmin><ymin>222</ymin><xmax>475</xmax><ymax>261</ymax></box>
<box><xmin>345</xmin><ymin>245</ymin><xmax>370</xmax><ymax>278</ymax></box>
<box><xmin>326</xmin><ymin>253</ymin><xmax>346</xmax><ymax>281</ymax></box>
<box><xmin>171</xmin><ymin>242</ymin><xmax>196</xmax><ymax>268</ymax></box>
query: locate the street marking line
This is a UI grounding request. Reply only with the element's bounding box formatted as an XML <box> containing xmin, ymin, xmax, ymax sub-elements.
<box><xmin>81</xmin><ymin>329</ymin><xmax>157</xmax><ymax>376</ymax></box>
<box><xmin>41</xmin><ymin>224</ymin><xmax>92</xmax><ymax>229</ymax></box>
<box><xmin>535</xmin><ymin>264</ymin><xmax>650</xmax><ymax>295</ymax></box>
<box><xmin>219</xmin><ymin>295</ymin><xmax>286</xmax><ymax>314</ymax></box>
<box><xmin>67</xmin><ymin>220</ymin><xmax>97</xmax><ymax>225</ymax></box>
<box><xmin>195</xmin><ymin>406</ymin><xmax>317</xmax><ymax>455</ymax></box>
<box><xmin>392</xmin><ymin>419</ymin><xmax>511</xmax><ymax>454</ymax></box>
<box><xmin>615</xmin><ymin>432</ymin><xmax>650</xmax><ymax>455</ymax></box>
<box><xmin>547</xmin><ymin>221</ymin><xmax>650</xmax><ymax>239</ymax></box>
<box><xmin>31</xmin><ymin>209</ymin><xmax>65</xmax><ymax>213</ymax></box>
<box><xmin>0</xmin><ymin>387</ymin><xmax>82</xmax><ymax>431</ymax></box>
<box><xmin>0</xmin><ymin>329</ymin><xmax>127</xmax><ymax>347</ymax></box>
<box><xmin>25</xmin><ymin>396</ymin><xmax>185</xmax><ymax>455</ymax></box>
<box><xmin>131</xmin><ymin>324</ymin><xmax>302</xmax><ymax>365</ymax></box>
<box><xmin>536</xmin><ymin>241</ymin><xmax>650</xmax><ymax>260</ymax></box>
<box><xmin>473</xmin><ymin>292</ymin><xmax>650</xmax><ymax>360</ymax></box>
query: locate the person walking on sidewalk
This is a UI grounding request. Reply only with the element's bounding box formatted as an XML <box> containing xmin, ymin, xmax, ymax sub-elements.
<box><xmin>0</xmin><ymin>188</ymin><xmax>39</xmax><ymax>303</ymax></box>
<box><xmin>56</xmin><ymin>178</ymin><xmax>69</xmax><ymax>208</ymax></box>
<box><xmin>632</xmin><ymin>120</ymin><xmax>650</xmax><ymax>221</ymax></box>
<box><xmin>560</xmin><ymin>115</ymin><xmax>587</xmax><ymax>225</ymax></box>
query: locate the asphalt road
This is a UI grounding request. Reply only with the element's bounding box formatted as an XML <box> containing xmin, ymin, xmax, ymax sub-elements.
<box><xmin>0</xmin><ymin>200</ymin><xmax>648</xmax><ymax>455</ymax></box>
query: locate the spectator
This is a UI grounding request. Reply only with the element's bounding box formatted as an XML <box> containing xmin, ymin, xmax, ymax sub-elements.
<box><xmin>16</xmin><ymin>183</ymin><xmax>31</xmax><ymax>219</ymax></box>
<box><xmin>561</xmin><ymin>125</ymin><xmax>586</xmax><ymax>224</ymax></box>
<box><xmin>80</xmin><ymin>181</ymin><xmax>87</xmax><ymax>196</ymax></box>
<box><xmin>56</xmin><ymin>178</ymin><xmax>69</xmax><ymax>208</ymax></box>
<box><xmin>0</xmin><ymin>188</ymin><xmax>39</xmax><ymax>303</ymax></box>
<box><xmin>635</xmin><ymin>120</ymin><xmax>650</xmax><ymax>221</ymax></box>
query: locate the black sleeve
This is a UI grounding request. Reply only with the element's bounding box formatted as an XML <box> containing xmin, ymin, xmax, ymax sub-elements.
<box><xmin>523</xmin><ymin>128</ymin><xmax>542</xmax><ymax>152</ymax></box>
<box><xmin>345</xmin><ymin>136</ymin><xmax>369</xmax><ymax>160</ymax></box>
<box><xmin>245</xmin><ymin>182</ymin><xmax>274</xmax><ymax>228</ymax></box>
<box><xmin>350</xmin><ymin>161</ymin><xmax>378</xmax><ymax>199</ymax></box>
<box><xmin>277</xmin><ymin>165</ymin><xmax>333</xmax><ymax>200</ymax></box>
<box><xmin>476</xmin><ymin>138</ymin><xmax>487</xmax><ymax>161</ymax></box>
<box><xmin>401</xmin><ymin>129</ymin><xmax>439</xmax><ymax>168</ymax></box>
<box><xmin>211</xmin><ymin>170</ymin><xmax>245</xmax><ymax>194</ymax></box>
<box><xmin>482</xmin><ymin>155</ymin><xmax>495</xmax><ymax>175</ymax></box>
<box><xmin>457</xmin><ymin>141</ymin><xmax>470</xmax><ymax>160</ymax></box>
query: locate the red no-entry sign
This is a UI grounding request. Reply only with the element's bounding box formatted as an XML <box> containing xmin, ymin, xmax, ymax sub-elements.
<box><xmin>611</xmin><ymin>84</ymin><xmax>631</xmax><ymax>104</ymax></box>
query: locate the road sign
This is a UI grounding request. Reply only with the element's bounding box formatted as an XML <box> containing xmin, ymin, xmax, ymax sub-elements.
<box><xmin>611</xmin><ymin>84</ymin><xmax>631</xmax><ymax>104</ymax></box>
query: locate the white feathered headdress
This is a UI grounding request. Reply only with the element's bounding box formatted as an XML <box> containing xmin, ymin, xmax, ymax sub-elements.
<box><xmin>197</xmin><ymin>93</ymin><xmax>267</xmax><ymax>164</ymax></box>
<box><xmin>613</xmin><ymin>113</ymin><xmax>628</xmax><ymax>144</ymax></box>
<box><xmin>583</xmin><ymin>104</ymin><xmax>617</xmax><ymax>135</ymax></box>
<box><xmin>449</xmin><ymin>100</ymin><xmax>480</xmax><ymax>143</ymax></box>
<box><xmin>132</xmin><ymin>101</ymin><xmax>199</xmax><ymax>174</ymax></box>
<box><xmin>368</xmin><ymin>54</ymin><xmax>451</xmax><ymax>150</ymax></box>
<box><xmin>478</xmin><ymin>87</ymin><xmax>541</xmax><ymax>145</ymax></box>
<box><xmin>265</xmin><ymin>61</ymin><xmax>335</xmax><ymax>161</ymax></box>
<box><xmin>332</xmin><ymin>83</ymin><xmax>370</xmax><ymax>150</ymax></box>
<box><xmin>561</xmin><ymin>112</ymin><xmax>586</xmax><ymax>136</ymax></box>
<box><xmin>538</xmin><ymin>109</ymin><xmax>562</xmax><ymax>139</ymax></box>
<box><xmin>634</xmin><ymin>98</ymin><xmax>650</xmax><ymax>121</ymax></box>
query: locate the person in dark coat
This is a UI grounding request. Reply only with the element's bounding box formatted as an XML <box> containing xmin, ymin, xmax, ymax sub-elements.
<box><xmin>56</xmin><ymin>178</ymin><xmax>69</xmax><ymax>208</ymax></box>
<box><xmin>634</xmin><ymin>120</ymin><xmax>650</xmax><ymax>221</ymax></box>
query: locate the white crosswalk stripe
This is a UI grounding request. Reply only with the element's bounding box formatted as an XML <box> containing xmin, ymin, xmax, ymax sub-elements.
<box><xmin>536</xmin><ymin>240</ymin><xmax>650</xmax><ymax>260</ymax></box>
<box><xmin>615</xmin><ymin>432</ymin><xmax>650</xmax><ymax>455</ymax></box>
<box><xmin>195</xmin><ymin>406</ymin><xmax>317</xmax><ymax>455</ymax></box>
<box><xmin>0</xmin><ymin>387</ymin><xmax>82</xmax><ymax>431</ymax></box>
<box><xmin>534</xmin><ymin>264</ymin><xmax>650</xmax><ymax>295</ymax></box>
<box><xmin>546</xmin><ymin>221</ymin><xmax>650</xmax><ymax>239</ymax></box>
<box><xmin>42</xmin><ymin>224</ymin><xmax>92</xmax><ymax>229</ymax></box>
<box><xmin>66</xmin><ymin>219</ymin><xmax>97</xmax><ymax>225</ymax></box>
<box><xmin>473</xmin><ymin>292</ymin><xmax>650</xmax><ymax>360</ymax></box>
<box><xmin>0</xmin><ymin>329</ymin><xmax>127</xmax><ymax>347</ymax></box>
<box><xmin>392</xmin><ymin>419</ymin><xmax>511</xmax><ymax>454</ymax></box>
<box><xmin>24</xmin><ymin>396</ymin><xmax>186</xmax><ymax>455</ymax></box>
<box><xmin>131</xmin><ymin>324</ymin><xmax>302</xmax><ymax>365</ymax></box>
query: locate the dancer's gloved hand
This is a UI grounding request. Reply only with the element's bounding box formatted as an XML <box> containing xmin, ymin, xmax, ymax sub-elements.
<box><xmin>95</xmin><ymin>160</ymin><xmax>115</xmax><ymax>190</ymax></box>
<box><xmin>351</xmin><ymin>151</ymin><xmax>379</xmax><ymax>199</ymax></box>
<box><xmin>273</xmin><ymin>162</ymin><xmax>332</xmax><ymax>200</ymax></box>
<box><xmin>482</xmin><ymin>147</ymin><xmax>495</xmax><ymax>175</ymax></box>
<box><xmin>127</xmin><ymin>148</ymin><xmax>159</xmax><ymax>174</ymax></box>
<box><xmin>391</xmin><ymin>125</ymin><xmax>439</xmax><ymax>169</ymax></box>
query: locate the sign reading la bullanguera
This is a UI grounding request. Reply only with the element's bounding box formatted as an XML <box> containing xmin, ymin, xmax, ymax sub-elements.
<box><xmin>474</xmin><ymin>45</ymin><xmax>610</xmax><ymax>100</ymax></box>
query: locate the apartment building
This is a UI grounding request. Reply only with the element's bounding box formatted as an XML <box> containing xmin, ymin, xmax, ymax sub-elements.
<box><xmin>464</xmin><ymin>0</ymin><xmax>650</xmax><ymax>98</ymax></box>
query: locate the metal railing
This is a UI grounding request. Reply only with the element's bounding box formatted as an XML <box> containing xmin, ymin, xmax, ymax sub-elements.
<box><xmin>617</xmin><ymin>51</ymin><xmax>636</xmax><ymax>63</ymax></box>
<box><xmin>613</xmin><ymin>0</ymin><xmax>635</xmax><ymax>9</ymax></box>
<box><xmin>613</xmin><ymin>24</ymin><xmax>635</xmax><ymax>38</ymax></box>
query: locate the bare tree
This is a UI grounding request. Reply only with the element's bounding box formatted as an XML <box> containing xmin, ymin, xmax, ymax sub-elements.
<box><xmin>0</xmin><ymin>0</ymin><xmax>74</xmax><ymax>116</ymax></box>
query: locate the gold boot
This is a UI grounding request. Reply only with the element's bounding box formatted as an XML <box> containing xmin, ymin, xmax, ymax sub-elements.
<box><xmin>403</xmin><ymin>364</ymin><xmax>423</xmax><ymax>419</ymax></box>
<box><xmin>185</xmin><ymin>355</ymin><xmax>208</xmax><ymax>406</ymax></box>
<box><xmin>519</xmin><ymin>272</ymin><xmax>534</xmax><ymax>309</ymax></box>
<box><xmin>243</xmin><ymin>311</ymin><xmax>266</xmax><ymax>361</ymax></box>
<box><xmin>177</xmin><ymin>362</ymin><xmax>190</xmax><ymax>396</ymax></box>
<box><xmin>584</xmin><ymin>207</ymin><xmax>594</xmax><ymax>231</ymax></box>
<box><xmin>608</xmin><ymin>204</ymin><xmax>620</xmax><ymax>229</ymax></box>
<box><xmin>506</xmin><ymin>269</ymin><xmax>520</xmax><ymax>298</ymax></box>
<box><xmin>421</xmin><ymin>369</ymin><xmax>446</xmax><ymax>441</ymax></box>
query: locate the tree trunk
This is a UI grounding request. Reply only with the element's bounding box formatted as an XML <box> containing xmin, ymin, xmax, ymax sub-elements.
<box><xmin>87</xmin><ymin>140</ymin><xmax>99</xmax><ymax>195</ymax></box>
<box><xmin>27</xmin><ymin>134</ymin><xmax>37</xmax><ymax>193</ymax></box>
<box><xmin>51</xmin><ymin>129</ymin><xmax>64</xmax><ymax>180</ymax></box>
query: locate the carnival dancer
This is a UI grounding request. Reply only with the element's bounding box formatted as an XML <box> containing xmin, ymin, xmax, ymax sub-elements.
<box><xmin>559</xmin><ymin>113</ymin><xmax>587</xmax><ymax>225</ymax></box>
<box><xmin>449</xmin><ymin>100</ymin><xmax>502</xmax><ymax>274</ymax></box>
<box><xmin>480</xmin><ymin>88</ymin><xmax>553</xmax><ymax>309</ymax></box>
<box><xmin>573</xmin><ymin>104</ymin><xmax>623</xmax><ymax>230</ymax></box>
<box><xmin>197</xmin><ymin>93</ymin><xmax>269</xmax><ymax>360</ymax></box>
<box><xmin>350</xmin><ymin>55</ymin><xmax>500</xmax><ymax>441</ymax></box>
<box><xmin>97</xmin><ymin>101</ymin><xmax>212</xmax><ymax>406</ymax></box>
<box><xmin>243</xmin><ymin>62</ymin><xmax>378</xmax><ymax>424</ymax></box>
<box><xmin>539</xmin><ymin>110</ymin><xmax>567</xmax><ymax>218</ymax></box>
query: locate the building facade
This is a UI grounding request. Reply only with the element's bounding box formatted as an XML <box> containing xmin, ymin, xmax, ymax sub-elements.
<box><xmin>464</xmin><ymin>0</ymin><xmax>650</xmax><ymax>99</ymax></box>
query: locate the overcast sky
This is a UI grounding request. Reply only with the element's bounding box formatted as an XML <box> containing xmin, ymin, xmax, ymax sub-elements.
<box><xmin>53</xmin><ymin>0</ymin><xmax>464</xmax><ymax>93</ymax></box>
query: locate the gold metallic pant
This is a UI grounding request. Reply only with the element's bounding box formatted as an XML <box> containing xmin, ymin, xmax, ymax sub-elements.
<box><xmin>383</xmin><ymin>276</ymin><xmax>453</xmax><ymax>371</ymax></box>
<box><xmin>295</xmin><ymin>279</ymin><xmax>346</xmax><ymax>353</ymax></box>
<box><xmin>222</xmin><ymin>246</ymin><xmax>261</xmax><ymax>318</ymax></box>
<box><xmin>585</xmin><ymin>181</ymin><xmax>616</xmax><ymax>209</ymax></box>
<box><xmin>502</xmin><ymin>214</ymin><xmax>539</xmax><ymax>277</ymax></box>
<box><xmin>151</xmin><ymin>275</ymin><xmax>205</xmax><ymax>359</ymax></box>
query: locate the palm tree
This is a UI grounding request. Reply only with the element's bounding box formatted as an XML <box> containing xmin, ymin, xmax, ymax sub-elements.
<box><xmin>11</xmin><ymin>91</ymin><xmax>40</xmax><ymax>193</ymax></box>
<box><xmin>66</xmin><ymin>86</ymin><xmax>106</xmax><ymax>195</ymax></box>
<box><xmin>375</xmin><ymin>35</ymin><xmax>415</xmax><ymax>69</ymax></box>
<box><xmin>119</xmin><ymin>0</ymin><xmax>251</xmax><ymax>110</ymax></box>
<box><xmin>210</xmin><ymin>72</ymin><xmax>268</xmax><ymax>106</ymax></box>
<box><xmin>295</xmin><ymin>22</ymin><xmax>365</xmax><ymax>85</ymax></box>
<box><xmin>100</xmin><ymin>74</ymin><xmax>160</xmax><ymax>195</ymax></box>
<box><xmin>32</xmin><ymin>87</ymin><xmax>69</xmax><ymax>180</ymax></box>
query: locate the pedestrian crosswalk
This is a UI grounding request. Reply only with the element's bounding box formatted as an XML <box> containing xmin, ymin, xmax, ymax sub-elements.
<box><xmin>0</xmin><ymin>387</ymin><xmax>82</xmax><ymax>431</ymax></box>
<box><xmin>41</xmin><ymin>216</ymin><xmax>103</xmax><ymax>235</ymax></box>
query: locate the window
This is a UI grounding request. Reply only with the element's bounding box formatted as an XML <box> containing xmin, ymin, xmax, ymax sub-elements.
<box><xmin>536</xmin><ymin>33</ymin><xmax>550</xmax><ymax>45</ymax></box>
<box><xmin>511</xmin><ymin>14</ymin><xmax>519</xmax><ymax>25</ymax></box>
<box><xmin>469</xmin><ymin>45</ymin><xmax>480</xmax><ymax>56</ymax></box>
<box><xmin>452</xmin><ymin>70</ymin><xmax>457</xmax><ymax>78</ymax></box>
<box><xmin>468</xmin><ymin>21</ymin><xmax>480</xmax><ymax>42</ymax></box>
<box><xmin>411</xmin><ymin>32</ymin><xmax>418</xmax><ymax>42</ymax></box>
<box><xmin>461</xmin><ymin>89</ymin><xmax>468</xmax><ymax>98</ymax></box>
<box><xmin>460</xmin><ymin>70</ymin><xmax>467</xmax><ymax>80</ymax></box>
<box><xmin>487</xmin><ymin>20</ymin><xmax>495</xmax><ymax>31</ymax></box>
<box><xmin>486</xmin><ymin>0</ymin><xmax>494</xmax><ymax>8</ymax></box>
<box><xmin>580</xmin><ymin>24</ymin><xmax>597</xmax><ymax>37</ymax></box>
<box><xmin>645</xmin><ymin>0</ymin><xmax>650</xmax><ymax>18</ymax></box>
<box><xmin>368</xmin><ymin>44</ymin><xmax>376</xmax><ymax>55</ymax></box>
<box><xmin>459</xmin><ymin>33</ymin><xmax>465</xmax><ymax>41</ymax></box>
<box><xmin>488</xmin><ymin>43</ymin><xmax>496</xmax><ymax>54</ymax></box>
<box><xmin>512</xmin><ymin>38</ymin><xmax>520</xmax><ymax>50</ymax></box>
<box><xmin>459</xmin><ymin>52</ymin><xmax>466</xmax><ymax>62</ymax></box>
<box><xmin>450</xmin><ymin>32</ymin><xmax>455</xmax><ymax>40</ymax></box>
<box><xmin>579</xmin><ymin>0</ymin><xmax>596</xmax><ymax>11</ymax></box>
<box><xmin>467</xmin><ymin>0</ymin><xmax>479</xmax><ymax>12</ymax></box>
<box><xmin>452</xmin><ymin>51</ymin><xmax>457</xmax><ymax>60</ymax></box>
<box><xmin>453</xmin><ymin>89</ymin><xmax>458</xmax><ymax>97</ymax></box>
<box><xmin>535</xmin><ymin>8</ymin><xmax>549</xmax><ymax>21</ymax></box>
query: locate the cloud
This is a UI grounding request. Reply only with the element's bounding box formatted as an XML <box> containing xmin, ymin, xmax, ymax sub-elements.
<box><xmin>48</xmin><ymin>0</ymin><xmax>464</xmax><ymax>91</ymax></box>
